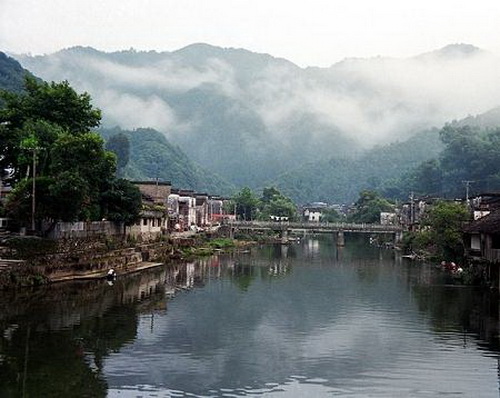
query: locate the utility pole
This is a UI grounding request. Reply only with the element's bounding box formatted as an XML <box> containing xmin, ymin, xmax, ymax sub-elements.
<box><xmin>30</xmin><ymin>147</ymin><xmax>41</xmax><ymax>232</ymax></box>
<box><xmin>462</xmin><ymin>180</ymin><xmax>474</xmax><ymax>208</ymax></box>
<box><xmin>409</xmin><ymin>191</ymin><xmax>415</xmax><ymax>227</ymax></box>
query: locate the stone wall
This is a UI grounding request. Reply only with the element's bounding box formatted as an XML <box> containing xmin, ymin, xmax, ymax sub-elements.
<box><xmin>45</xmin><ymin>221</ymin><xmax>124</xmax><ymax>240</ymax></box>
<box><xmin>0</xmin><ymin>237</ymin><xmax>177</xmax><ymax>288</ymax></box>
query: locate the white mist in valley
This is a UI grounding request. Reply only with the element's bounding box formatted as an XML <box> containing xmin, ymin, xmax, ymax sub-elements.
<box><xmin>14</xmin><ymin>44</ymin><xmax>500</xmax><ymax>150</ymax></box>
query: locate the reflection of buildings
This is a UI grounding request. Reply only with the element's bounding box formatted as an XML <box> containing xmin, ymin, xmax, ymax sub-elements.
<box><xmin>305</xmin><ymin>239</ymin><xmax>320</xmax><ymax>256</ymax></box>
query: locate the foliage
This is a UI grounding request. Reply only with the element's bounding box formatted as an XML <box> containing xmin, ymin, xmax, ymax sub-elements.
<box><xmin>272</xmin><ymin>128</ymin><xmax>443</xmax><ymax>204</ymax></box>
<box><xmin>208</xmin><ymin>238</ymin><xmax>235</xmax><ymax>249</ymax></box>
<box><xmin>99</xmin><ymin>127</ymin><xmax>234</xmax><ymax>195</ymax></box>
<box><xmin>0</xmin><ymin>78</ymin><xmax>142</xmax><ymax>230</ymax></box>
<box><xmin>320</xmin><ymin>208</ymin><xmax>342</xmax><ymax>222</ymax></box>
<box><xmin>347</xmin><ymin>190</ymin><xmax>394</xmax><ymax>223</ymax></box>
<box><xmin>233</xmin><ymin>187</ymin><xmax>259</xmax><ymax>221</ymax></box>
<box><xmin>2</xmin><ymin>76</ymin><xmax>101</xmax><ymax>133</ymax></box>
<box><xmin>258</xmin><ymin>187</ymin><xmax>297</xmax><ymax>220</ymax></box>
<box><xmin>412</xmin><ymin>201</ymin><xmax>470</xmax><ymax>261</ymax></box>
<box><xmin>0</xmin><ymin>51</ymin><xmax>33</xmax><ymax>94</ymax></box>
<box><xmin>100</xmin><ymin>179</ymin><xmax>142</xmax><ymax>225</ymax></box>
<box><xmin>391</xmin><ymin>125</ymin><xmax>500</xmax><ymax>199</ymax></box>
<box><xmin>231</xmin><ymin>186</ymin><xmax>297</xmax><ymax>221</ymax></box>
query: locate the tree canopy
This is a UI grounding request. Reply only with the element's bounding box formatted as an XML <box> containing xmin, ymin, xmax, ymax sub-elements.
<box><xmin>389</xmin><ymin>125</ymin><xmax>500</xmax><ymax>200</ymax></box>
<box><xmin>347</xmin><ymin>190</ymin><xmax>394</xmax><ymax>223</ymax></box>
<box><xmin>231</xmin><ymin>186</ymin><xmax>297</xmax><ymax>221</ymax></box>
<box><xmin>406</xmin><ymin>200</ymin><xmax>470</xmax><ymax>262</ymax></box>
<box><xmin>0</xmin><ymin>77</ymin><xmax>141</xmax><ymax>230</ymax></box>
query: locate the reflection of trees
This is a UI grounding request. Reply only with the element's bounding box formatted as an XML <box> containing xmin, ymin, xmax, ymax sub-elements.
<box><xmin>0</xmin><ymin>266</ymin><xmax>174</xmax><ymax>397</ymax></box>
<box><xmin>0</xmin><ymin>324</ymin><xmax>108</xmax><ymax>397</ymax></box>
<box><xmin>412</xmin><ymin>285</ymin><xmax>500</xmax><ymax>352</ymax></box>
<box><xmin>233</xmin><ymin>263</ymin><xmax>256</xmax><ymax>291</ymax></box>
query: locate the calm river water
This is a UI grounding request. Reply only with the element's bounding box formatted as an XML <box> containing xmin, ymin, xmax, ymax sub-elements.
<box><xmin>1</xmin><ymin>236</ymin><xmax>500</xmax><ymax>397</ymax></box>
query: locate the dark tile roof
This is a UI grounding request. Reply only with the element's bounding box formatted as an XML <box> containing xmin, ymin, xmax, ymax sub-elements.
<box><xmin>464</xmin><ymin>210</ymin><xmax>500</xmax><ymax>234</ymax></box>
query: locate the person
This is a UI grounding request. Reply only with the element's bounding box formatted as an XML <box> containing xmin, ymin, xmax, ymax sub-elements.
<box><xmin>106</xmin><ymin>268</ymin><xmax>116</xmax><ymax>280</ymax></box>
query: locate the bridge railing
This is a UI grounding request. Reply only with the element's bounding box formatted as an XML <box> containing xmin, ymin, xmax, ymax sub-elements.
<box><xmin>224</xmin><ymin>220</ymin><xmax>403</xmax><ymax>232</ymax></box>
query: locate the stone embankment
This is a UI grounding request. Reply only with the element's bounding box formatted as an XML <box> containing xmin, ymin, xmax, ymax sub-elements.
<box><xmin>0</xmin><ymin>235</ymin><xmax>199</xmax><ymax>289</ymax></box>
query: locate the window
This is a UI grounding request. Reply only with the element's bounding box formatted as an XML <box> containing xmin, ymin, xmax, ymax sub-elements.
<box><xmin>491</xmin><ymin>234</ymin><xmax>500</xmax><ymax>250</ymax></box>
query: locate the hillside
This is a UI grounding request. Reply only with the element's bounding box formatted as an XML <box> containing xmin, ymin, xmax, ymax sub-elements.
<box><xmin>13</xmin><ymin>43</ymin><xmax>500</xmax><ymax>192</ymax></box>
<box><xmin>99</xmin><ymin>127</ymin><xmax>234</xmax><ymax>195</ymax></box>
<box><xmin>0</xmin><ymin>51</ymin><xmax>33</xmax><ymax>93</ymax></box>
<box><xmin>270</xmin><ymin>128</ymin><xmax>444</xmax><ymax>203</ymax></box>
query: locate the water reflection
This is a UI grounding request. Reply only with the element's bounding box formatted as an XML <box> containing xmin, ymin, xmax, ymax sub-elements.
<box><xmin>0</xmin><ymin>237</ymin><xmax>499</xmax><ymax>397</ymax></box>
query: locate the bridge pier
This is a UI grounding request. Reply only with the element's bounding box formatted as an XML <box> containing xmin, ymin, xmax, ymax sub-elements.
<box><xmin>394</xmin><ymin>230</ymin><xmax>403</xmax><ymax>245</ymax></box>
<box><xmin>280</xmin><ymin>228</ymin><xmax>288</xmax><ymax>243</ymax></box>
<box><xmin>337</xmin><ymin>230</ymin><xmax>345</xmax><ymax>247</ymax></box>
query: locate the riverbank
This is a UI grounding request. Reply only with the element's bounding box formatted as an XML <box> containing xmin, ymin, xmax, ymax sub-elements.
<box><xmin>0</xmin><ymin>232</ymin><xmax>257</xmax><ymax>289</ymax></box>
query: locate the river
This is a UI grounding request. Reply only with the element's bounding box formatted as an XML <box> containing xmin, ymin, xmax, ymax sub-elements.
<box><xmin>0</xmin><ymin>236</ymin><xmax>499</xmax><ymax>397</ymax></box>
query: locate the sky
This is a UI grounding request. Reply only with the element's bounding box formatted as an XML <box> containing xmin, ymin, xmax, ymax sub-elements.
<box><xmin>1</xmin><ymin>0</ymin><xmax>500</xmax><ymax>67</ymax></box>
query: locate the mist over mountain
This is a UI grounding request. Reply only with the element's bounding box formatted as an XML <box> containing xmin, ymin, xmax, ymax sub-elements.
<box><xmin>12</xmin><ymin>43</ymin><xmax>500</xmax><ymax>195</ymax></box>
<box><xmin>0</xmin><ymin>51</ymin><xmax>34</xmax><ymax>93</ymax></box>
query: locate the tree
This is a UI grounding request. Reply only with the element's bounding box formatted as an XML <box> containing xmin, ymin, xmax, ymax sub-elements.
<box><xmin>1</xmin><ymin>76</ymin><xmax>100</xmax><ymax>133</ymax></box>
<box><xmin>233</xmin><ymin>187</ymin><xmax>259</xmax><ymax>221</ymax></box>
<box><xmin>0</xmin><ymin>77</ymin><xmax>101</xmax><ymax>184</ymax></box>
<box><xmin>0</xmin><ymin>78</ymin><xmax>142</xmax><ymax>231</ymax></box>
<box><xmin>258</xmin><ymin>187</ymin><xmax>297</xmax><ymax>220</ymax></box>
<box><xmin>413</xmin><ymin>200</ymin><xmax>470</xmax><ymax>261</ymax></box>
<box><xmin>347</xmin><ymin>190</ymin><xmax>394</xmax><ymax>223</ymax></box>
<box><xmin>100</xmin><ymin>179</ymin><xmax>142</xmax><ymax>225</ymax></box>
<box><xmin>320</xmin><ymin>208</ymin><xmax>342</xmax><ymax>222</ymax></box>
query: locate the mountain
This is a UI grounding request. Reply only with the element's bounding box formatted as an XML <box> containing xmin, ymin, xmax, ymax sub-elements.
<box><xmin>449</xmin><ymin>106</ymin><xmax>500</xmax><ymax>129</ymax></box>
<box><xmin>415</xmin><ymin>43</ymin><xmax>484</xmax><ymax>61</ymax></box>
<box><xmin>270</xmin><ymin>128</ymin><xmax>444</xmax><ymax>204</ymax></box>
<box><xmin>0</xmin><ymin>51</ymin><xmax>33</xmax><ymax>93</ymax></box>
<box><xmin>11</xmin><ymin>43</ymin><xmax>500</xmax><ymax>199</ymax></box>
<box><xmin>99</xmin><ymin>127</ymin><xmax>234</xmax><ymax>195</ymax></box>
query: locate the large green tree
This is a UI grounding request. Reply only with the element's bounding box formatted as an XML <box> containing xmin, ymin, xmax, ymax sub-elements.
<box><xmin>347</xmin><ymin>190</ymin><xmax>394</xmax><ymax>223</ymax></box>
<box><xmin>233</xmin><ymin>187</ymin><xmax>260</xmax><ymax>221</ymax></box>
<box><xmin>258</xmin><ymin>187</ymin><xmax>297</xmax><ymax>220</ymax></box>
<box><xmin>1</xmin><ymin>77</ymin><xmax>141</xmax><ymax>230</ymax></box>
<box><xmin>408</xmin><ymin>200</ymin><xmax>470</xmax><ymax>262</ymax></box>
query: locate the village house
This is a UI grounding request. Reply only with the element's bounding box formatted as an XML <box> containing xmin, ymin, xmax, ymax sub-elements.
<box><xmin>303</xmin><ymin>207</ymin><xmax>322</xmax><ymax>222</ymax></box>
<box><xmin>167</xmin><ymin>190</ymin><xmax>181</xmax><ymax>231</ymax></box>
<box><xmin>207</xmin><ymin>196</ymin><xmax>225</xmax><ymax>224</ymax></box>
<box><xmin>129</xmin><ymin>180</ymin><xmax>171</xmax><ymax>240</ymax></box>
<box><xmin>380</xmin><ymin>212</ymin><xmax>398</xmax><ymax>226</ymax></box>
<box><xmin>469</xmin><ymin>193</ymin><xmax>500</xmax><ymax>220</ymax></box>
<box><xmin>194</xmin><ymin>193</ymin><xmax>209</xmax><ymax>228</ymax></box>
<box><xmin>178</xmin><ymin>190</ymin><xmax>197</xmax><ymax>231</ymax></box>
<box><xmin>302</xmin><ymin>202</ymin><xmax>328</xmax><ymax>222</ymax></box>
<box><xmin>463</xmin><ymin>209</ymin><xmax>500</xmax><ymax>287</ymax></box>
<box><xmin>399</xmin><ymin>198</ymin><xmax>429</xmax><ymax>229</ymax></box>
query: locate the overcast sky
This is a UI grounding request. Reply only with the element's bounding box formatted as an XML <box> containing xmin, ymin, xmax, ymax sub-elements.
<box><xmin>1</xmin><ymin>0</ymin><xmax>500</xmax><ymax>67</ymax></box>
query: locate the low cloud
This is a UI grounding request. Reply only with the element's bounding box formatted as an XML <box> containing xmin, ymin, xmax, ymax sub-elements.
<box><xmin>15</xmin><ymin>45</ymin><xmax>500</xmax><ymax>148</ymax></box>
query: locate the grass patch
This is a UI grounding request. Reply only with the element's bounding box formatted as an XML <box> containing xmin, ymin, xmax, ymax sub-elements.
<box><xmin>208</xmin><ymin>238</ymin><xmax>235</xmax><ymax>249</ymax></box>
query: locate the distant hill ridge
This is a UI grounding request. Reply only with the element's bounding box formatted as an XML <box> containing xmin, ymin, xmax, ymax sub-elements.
<box><xmin>6</xmin><ymin>43</ymin><xmax>500</xmax><ymax>202</ymax></box>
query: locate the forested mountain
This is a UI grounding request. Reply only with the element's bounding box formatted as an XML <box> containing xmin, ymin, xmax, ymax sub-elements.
<box><xmin>270</xmin><ymin>128</ymin><xmax>443</xmax><ymax>203</ymax></box>
<box><xmin>394</xmin><ymin>124</ymin><xmax>500</xmax><ymax>200</ymax></box>
<box><xmin>449</xmin><ymin>107</ymin><xmax>500</xmax><ymax>130</ymax></box>
<box><xmin>13</xmin><ymin>43</ymin><xmax>500</xmax><ymax>194</ymax></box>
<box><xmin>99</xmin><ymin>127</ymin><xmax>234</xmax><ymax>195</ymax></box>
<box><xmin>0</xmin><ymin>51</ymin><xmax>33</xmax><ymax>93</ymax></box>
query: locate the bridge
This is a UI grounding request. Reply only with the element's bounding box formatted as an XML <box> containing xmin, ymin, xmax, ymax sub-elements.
<box><xmin>224</xmin><ymin>220</ymin><xmax>404</xmax><ymax>246</ymax></box>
